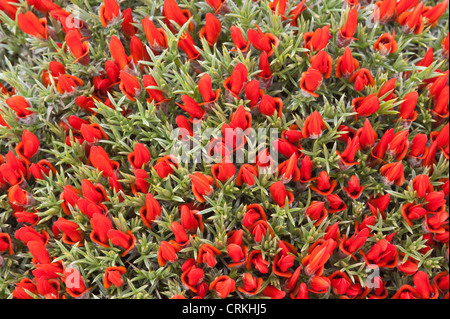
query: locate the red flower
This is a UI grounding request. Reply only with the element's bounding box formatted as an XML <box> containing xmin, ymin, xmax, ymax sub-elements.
<box><xmin>158</xmin><ymin>240</ymin><xmax>180</xmax><ymax>266</ymax></box>
<box><xmin>258</xmin><ymin>51</ymin><xmax>273</xmax><ymax>88</ymax></box>
<box><xmin>336</xmin><ymin>136</ymin><xmax>360</xmax><ymax>169</ymax></box>
<box><xmin>398</xmin><ymin>91</ymin><xmax>419</xmax><ymax>123</ymax></box>
<box><xmin>247</xmin><ymin>24</ymin><xmax>279</xmax><ymax>56</ymax></box>
<box><xmin>17</xmin><ymin>11</ymin><xmax>47</xmax><ymax>40</ymax></box>
<box><xmin>237</xmin><ymin>273</ymin><xmax>263</xmax><ymax>296</ymax></box>
<box><xmin>224</xmin><ymin>63</ymin><xmax>248</xmax><ymax>101</ymax></box>
<box><xmin>177</xmin><ymin>94</ymin><xmax>205</xmax><ymax>119</ymax></box>
<box><xmin>128</xmin><ymin>143</ymin><xmax>151</xmax><ymax>170</ymax></box>
<box><xmin>206</xmin><ymin>0</ymin><xmax>230</xmax><ymax>15</ymax></box>
<box><xmin>209</xmin><ymin>275</ymin><xmax>236</xmax><ymax>298</ymax></box>
<box><xmin>235</xmin><ymin>164</ymin><xmax>258</xmax><ymax>187</ymax></box>
<box><xmin>100</xmin><ymin>0</ymin><xmax>121</xmax><ymax>27</ymax></box>
<box><xmin>65</xmin><ymin>30</ymin><xmax>90</xmax><ymax>65</ymax></box>
<box><xmin>178</xmin><ymin>31</ymin><xmax>200</xmax><ymax>60</ymax></box>
<box><xmin>258</xmin><ymin>94</ymin><xmax>283</xmax><ymax>117</ymax></box>
<box><xmin>356</xmin><ymin>119</ymin><xmax>377</xmax><ymax>150</ymax></box>
<box><xmin>107</xmin><ymin>229</ymin><xmax>136</xmax><ymax>257</ymax></box>
<box><xmin>6</xmin><ymin>95</ymin><xmax>35</xmax><ymax>122</ymax></box>
<box><xmin>378</xmin><ymin>78</ymin><xmax>397</xmax><ymax>102</ymax></box>
<box><xmin>197</xmin><ymin>243</ymin><xmax>221</xmax><ymax>267</ymax></box>
<box><xmin>302</xmin><ymin>239</ymin><xmax>336</xmax><ymax>276</ymax></box>
<box><xmin>190</xmin><ymin>172</ymin><xmax>214</xmax><ymax>203</ymax></box>
<box><xmin>119</xmin><ymin>71</ymin><xmax>141</xmax><ymax>101</ymax></box>
<box><xmin>12</xmin><ymin>278</ymin><xmax>37</xmax><ymax>299</ymax></box>
<box><xmin>349</xmin><ymin>69</ymin><xmax>375</xmax><ymax>92</ymax></box>
<box><xmin>374</xmin><ymin>32</ymin><xmax>398</xmax><ymax>56</ymax></box>
<box><xmin>326</xmin><ymin>194</ymin><xmax>347</xmax><ymax>214</ymax></box>
<box><xmin>401</xmin><ymin>203</ymin><xmax>427</xmax><ymax>226</ymax></box>
<box><xmin>163</xmin><ymin>0</ymin><xmax>193</xmax><ymax>32</ymax></box>
<box><xmin>299</xmin><ymin>155</ymin><xmax>314</xmax><ymax>183</ymax></box>
<box><xmin>143</xmin><ymin>75</ymin><xmax>168</xmax><ymax>105</ymax></box>
<box><xmin>352</xmin><ymin>93</ymin><xmax>380</xmax><ymax>118</ymax></box>
<box><xmin>109</xmin><ymin>35</ymin><xmax>131</xmax><ymax>71</ymax></box>
<box><xmin>90</xmin><ymin>213</ymin><xmax>113</xmax><ymax>247</ymax></box>
<box><xmin>288</xmin><ymin>0</ymin><xmax>307</xmax><ymax>27</ymax></box>
<box><xmin>310</xmin><ymin>50</ymin><xmax>333</xmax><ymax>79</ymax></box>
<box><xmin>180</xmin><ymin>204</ymin><xmax>204</xmax><ymax>233</ymax></box>
<box><xmin>230</xmin><ymin>26</ymin><xmax>250</xmax><ymax>52</ymax></box>
<box><xmin>412</xmin><ymin>174</ymin><xmax>433</xmax><ymax>198</ymax></box>
<box><xmin>27</xmin><ymin>240</ymin><xmax>51</xmax><ymax>265</ymax></box>
<box><xmin>89</xmin><ymin>146</ymin><xmax>119</xmax><ymax>178</ymax></box>
<box><xmin>278</xmin><ymin>153</ymin><xmax>300</xmax><ymax>184</ymax></box>
<box><xmin>339</xmin><ymin>228</ymin><xmax>370</xmax><ymax>260</ymax></box>
<box><xmin>368</xmin><ymin>193</ymin><xmax>391</xmax><ymax>219</ymax></box>
<box><xmin>422</xmin><ymin>0</ymin><xmax>449</xmax><ymax>27</ymax></box>
<box><xmin>139</xmin><ymin>193</ymin><xmax>162</xmax><ymax>229</ymax></box>
<box><xmin>56</xmin><ymin>74</ymin><xmax>84</xmax><ymax>94</ymax></box>
<box><xmin>247</xmin><ymin>250</ymin><xmax>270</xmax><ymax>274</ymax></box>
<box><xmin>361</xmin><ymin>238</ymin><xmax>398</xmax><ymax>268</ymax></box>
<box><xmin>103</xmin><ymin>266</ymin><xmax>126</xmax><ymax>289</ymax></box>
<box><xmin>299</xmin><ymin>68</ymin><xmax>323</xmax><ymax>97</ymax></box>
<box><xmin>63</xmin><ymin>267</ymin><xmax>91</xmax><ymax>298</ymax></box>
<box><xmin>142</xmin><ymin>16</ymin><xmax>168</xmax><ymax>52</ymax></box>
<box><xmin>130</xmin><ymin>36</ymin><xmax>151</xmax><ymax>66</ymax></box>
<box><xmin>413</xmin><ymin>271</ymin><xmax>439</xmax><ymax>299</ymax></box>
<box><xmin>270</xmin><ymin>181</ymin><xmax>294</xmax><ymax>207</ymax></box>
<box><xmin>304</xmin><ymin>25</ymin><xmax>331</xmax><ymax>52</ymax></box>
<box><xmin>0</xmin><ymin>232</ymin><xmax>13</xmax><ymax>255</ymax></box>
<box><xmin>180</xmin><ymin>259</ymin><xmax>204</xmax><ymax>293</ymax></box>
<box><xmin>337</xmin><ymin>6</ymin><xmax>358</xmax><ymax>47</ymax></box>
<box><xmin>336</xmin><ymin>47</ymin><xmax>359</xmax><ymax>79</ymax></box>
<box><xmin>387</xmin><ymin>130</ymin><xmax>409</xmax><ymax>161</ymax></box>
<box><xmin>343</xmin><ymin>175</ymin><xmax>365</xmax><ymax>200</ymax></box>
<box><xmin>154</xmin><ymin>155</ymin><xmax>178</xmax><ymax>179</ymax></box>
<box><xmin>302</xmin><ymin>111</ymin><xmax>325</xmax><ymax>139</ymax></box>
<box><xmin>311</xmin><ymin>170</ymin><xmax>337</xmax><ymax>195</ymax></box>
<box><xmin>305</xmin><ymin>201</ymin><xmax>328</xmax><ymax>226</ymax></box>
<box><xmin>15</xmin><ymin>130</ymin><xmax>40</xmax><ymax>164</ymax></box>
<box><xmin>52</xmin><ymin>217</ymin><xmax>84</xmax><ymax>246</ymax></box>
<box><xmin>211</xmin><ymin>162</ymin><xmax>236</xmax><ymax>187</ymax></box>
<box><xmin>397</xmin><ymin>2</ymin><xmax>424</xmax><ymax>34</ymax></box>
<box><xmin>442</xmin><ymin>33</ymin><xmax>449</xmax><ymax>59</ymax></box>
<box><xmin>424</xmin><ymin>191</ymin><xmax>446</xmax><ymax>213</ymax></box>
<box><xmin>380</xmin><ymin>161</ymin><xmax>405</xmax><ymax>186</ymax></box>
<box><xmin>309</xmin><ymin>276</ymin><xmax>331</xmax><ymax>294</ymax></box>
<box><xmin>199</xmin><ymin>13</ymin><xmax>221</xmax><ymax>46</ymax></box>
<box><xmin>373</xmin><ymin>0</ymin><xmax>396</xmax><ymax>23</ymax></box>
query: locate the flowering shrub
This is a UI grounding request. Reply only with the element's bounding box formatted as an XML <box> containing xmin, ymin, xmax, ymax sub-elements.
<box><xmin>0</xmin><ymin>0</ymin><xmax>449</xmax><ymax>300</ymax></box>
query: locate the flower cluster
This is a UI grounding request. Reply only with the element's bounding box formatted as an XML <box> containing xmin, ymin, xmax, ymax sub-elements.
<box><xmin>0</xmin><ymin>0</ymin><xmax>448</xmax><ymax>299</ymax></box>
